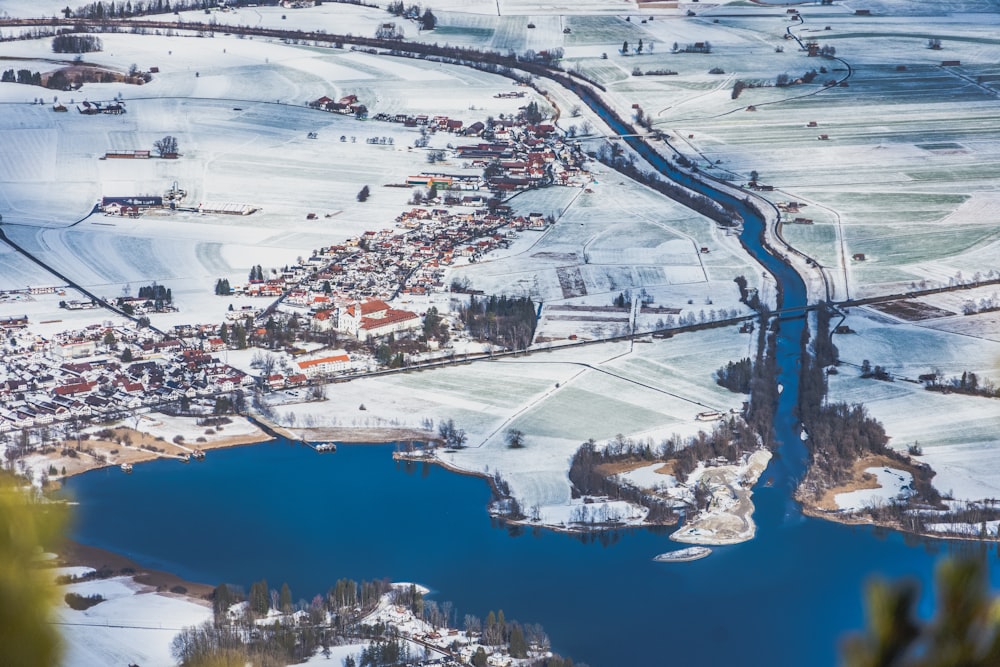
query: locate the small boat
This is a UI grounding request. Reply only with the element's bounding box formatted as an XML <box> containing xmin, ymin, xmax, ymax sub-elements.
<box><xmin>653</xmin><ymin>546</ymin><xmax>711</xmax><ymax>563</ymax></box>
<box><xmin>178</xmin><ymin>453</ymin><xmax>191</xmax><ymax>463</ymax></box>
<box><xmin>120</xmin><ymin>462</ymin><xmax>133</xmax><ymax>473</ymax></box>
<box><xmin>314</xmin><ymin>442</ymin><xmax>337</xmax><ymax>453</ymax></box>
<box><xmin>192</xmin><ymin>449</ymin><xmax>206</xmax><ymax>460</ymax></box>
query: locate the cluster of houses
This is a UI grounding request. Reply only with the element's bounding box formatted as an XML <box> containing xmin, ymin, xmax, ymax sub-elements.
<box><xmin>0</xmin><ymin>323</ymin><xmax>265</xmax><ymax>433</ymax></box>
<box><xmin>0</xmin><ymin>104</ymin><xmax>595</xmax><ymax>435</ymax></box>
<box><xmin>776</xmin><ymin>201</ymin><xmax>813</xmax><ymax>224</ymax></box>
<box><xmin>309</xmin><ymin>94</ymin><xmax>368</xmax><ymax>118</ymax></box>
<box><xmin>371</xmin><ymin>111</ymin><xmax>467</xmax><ymax>133</ymax></box>
<box><xmin>243</xmin><ymin>202</ymin><xmax>548</xmax><ymax>338</ymax></box>
<box><xmin>219</xmin><ymin>112</ymin><xmax>589</xmax><ymax>339</ymax></box>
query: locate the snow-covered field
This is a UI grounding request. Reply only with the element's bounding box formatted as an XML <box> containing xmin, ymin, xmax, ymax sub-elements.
<box><xmin>834</xmin><ymin>466</ymin><xmax>914</xmax><ymax>511</ymax></box>
<box><xmin>0</xmin><ymin>31</ymin><xmax>536</xmax><ymax>328</ymax></box>
<box><xmin>452</xmin><ymin>161</ymin><xmax>760</xmax><ymax>341</ymax></box>
<box><xmin>829</xmin><ymin>308</ymin><xmax>1000</xmax><ymax>502</ymax></box>
<box><xmin>280</xmin><ymin>325</ymin><xmax>752</xmax><ymax>515</ymax></box>
<box><xmin>54</xmin><ymin>569</ymin><xmax>212</xmax><ymax>667</ymax></box>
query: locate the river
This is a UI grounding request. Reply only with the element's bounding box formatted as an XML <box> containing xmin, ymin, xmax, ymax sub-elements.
<box><xmin>62</xmin><ymin>84</ymin><xmax>1000</xmax><ymax>667</ymax></box>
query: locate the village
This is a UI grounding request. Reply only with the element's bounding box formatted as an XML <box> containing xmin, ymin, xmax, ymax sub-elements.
<box><xmin>0</xmin><ymin>94</ymin><xmax>594</xmax><ymax>442</ymax></box>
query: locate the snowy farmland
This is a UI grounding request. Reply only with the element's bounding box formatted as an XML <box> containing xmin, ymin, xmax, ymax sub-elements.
<box><xmin>54</xmin><ymin>570</ymin><xmax>212</xmax><ymax>667</ymax></box>
<box><xmin>828</xmin><ymin>307</ymin><xmax>1000</xmax><ymax>503</ymax></box>
<box><xmin>278</xmin><ymin>325</ymin><xmax>752</xmax><ymax>518</ymax></box>
<box><xmin>0</xmin><ymin>33</ymin><xmax>538</xmax><ymax>328</ymax></box>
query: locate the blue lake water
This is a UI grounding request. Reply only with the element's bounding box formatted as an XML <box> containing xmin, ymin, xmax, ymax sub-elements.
<box><xmin>62</xmin><ymin>441</ymin><xmax>1000</xmax><ymax>667</ymax></box>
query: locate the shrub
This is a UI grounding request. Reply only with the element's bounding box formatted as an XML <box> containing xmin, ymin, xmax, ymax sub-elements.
<box><xmin>65</xmin><ymin>593</ymin><xmax>104</xmax><ymax>610</ymax></box>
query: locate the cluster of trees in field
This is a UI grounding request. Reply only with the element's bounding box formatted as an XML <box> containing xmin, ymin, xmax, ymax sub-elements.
<box><xmin>459</xmin><ymin>295</ymin><xmax>537</xmax><ymax>351</ymax></box>
<box><xmin>436</xmin><ymin>418</ymin><xmax>467</xmax><ymax>448</ymax></box>
<box><xmin>385</xmin><ymin>1</ymin><xmax>437</xmax><ymax>30</ymax></box>
<box><xmin>1</xmin><ymin>69</ymin><xmax>42</xmax><ymax>86</ymax></box>
<box><xmin>715</xmin><ymin>357</ymin><xmax>752</xmax><ymax>393</ymax></box>
<box><xmin>775</xmin><ymin>68</ymin><xmax>820</xmax><ymax>87</ymax></box>
<box><xmin>154</xmin><ymin>134</ymin><xmax>178</xmax><ymax>156</ymax></box>
<box><xmin>51</xmin><ymin>34</ymin><xmax>102</xmax><ymax>52</ymax></box>
<box><xmin>63</xmin><ymin>592</ymin><xmax>104</xmax><ymax>610</ymax></box>
<box><xmin>137</xmin><ymin>283</ymin><xmax>172</xmax><ymax>303</ymax></box>
<box><xmin>924</xmin><ymin>370</ymin><xmax>1000</xmax><ymax>399</ymax></box>
<box><xmin>67</xmin><ymin>0</ymin><xmax>218</xmax><ymax>19</ymax></box>
<box><xmin>859</xmin><ymin>359</ymin><xmax>893</xmax><ymax>381</ymax></box>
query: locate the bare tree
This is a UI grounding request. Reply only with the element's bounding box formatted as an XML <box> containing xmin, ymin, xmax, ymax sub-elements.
<box><xmin>153</xmin><ymin>135</ymin><xmax>178</xmax><ymax>156</ymax></box>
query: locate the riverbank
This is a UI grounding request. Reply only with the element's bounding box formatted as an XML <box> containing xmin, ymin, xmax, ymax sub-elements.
<box><xmin>26</xmin><ymin>414</ymin><xmax>275</xmax><ymax>487</ymax></box>
<box><xmin>671</xmin><ymin>448</ymin><xmax>773</xmax><ymax>545</ymax></box>
<box><xmin>286</xmin><ymin>425</ymin><xmax>434</xmax><ymax>444</ymax></box>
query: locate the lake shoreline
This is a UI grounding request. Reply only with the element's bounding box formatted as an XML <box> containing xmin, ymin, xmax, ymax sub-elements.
<box><xmin>55</xmin><ymin>538</ymin><xmax>216</xmax><ymax>603</ymax></box>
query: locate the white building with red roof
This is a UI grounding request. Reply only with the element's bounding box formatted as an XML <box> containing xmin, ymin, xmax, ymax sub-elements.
<box><xmin>296</xmin><ymin>352</ymin><xmax>351</xmax><ymax>378</ymax></box>
<box><xmin>338</xmin><ymin>300</ymin><xmax>421</xmax><ymax>339</ymax></box>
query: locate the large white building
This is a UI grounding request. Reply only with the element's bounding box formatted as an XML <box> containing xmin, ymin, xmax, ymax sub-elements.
<box><xmin>338</xmin><ymin>300</ymin><xmax>420</xmax><ymax>339</ymax></box>
<box><xmin>296</xmin><ymin>352</ymin><xmax>351</xmax><ymax>378</ymax></box>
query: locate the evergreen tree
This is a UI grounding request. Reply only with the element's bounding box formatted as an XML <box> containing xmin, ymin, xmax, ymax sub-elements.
<box><xmin>509</xmin><ymin>623</ymin><xmax>528</xmax><ymax>658</ymax></box>
<box><xmin>211</xmin><ymin>583</ymin><xmax>235</xmax><ymax>622</ymax></box>
<box><xmin>420</xmin><ymin>9</ymin><xmax>436</xmax><ymax>30</ymax></box>
<box><xmin>249</xmin><ymin>579</ymin><xmax>269</xmax><ymax>617</ymax></box>
<box><xmin>280</xmin><ymin>582</ymin><xmax>293</xmax><ymax>613</ymax></box>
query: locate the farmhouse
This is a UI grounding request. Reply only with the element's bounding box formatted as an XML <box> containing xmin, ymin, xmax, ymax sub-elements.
<box><xmin>101</xmin><ymin>196</ymin><xmax>164</xmax><ymax>213</ymax></box>
<box><xmin>0</xmin><ymin>315</ymin><xmax>28</xmax><ymax>330</ymax></box>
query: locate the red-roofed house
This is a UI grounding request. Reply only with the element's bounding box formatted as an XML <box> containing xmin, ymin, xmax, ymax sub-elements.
<box><xmin>54</xmin><ymin>381</ymin><xmax>97</xmax><ymax>397</ymax></box>
<box><xmin>296</xmin><ymin>353</ymin><xmax>351</xmax><ymax>378</ymax></box>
